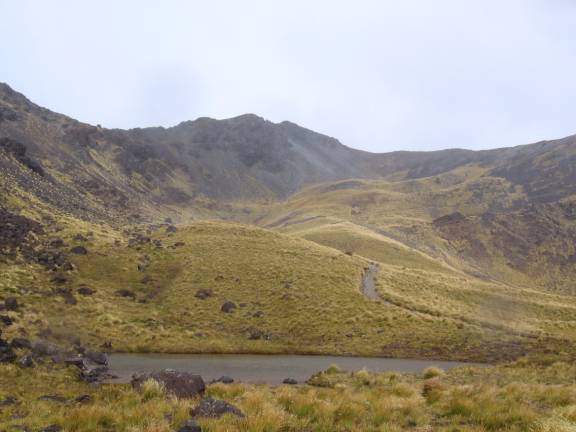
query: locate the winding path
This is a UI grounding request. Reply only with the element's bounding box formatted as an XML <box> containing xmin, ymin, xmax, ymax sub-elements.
<box><xmin>361</xmin><ymin>263</ymin><xmax>381</xmax><ymax>301</ymax></box>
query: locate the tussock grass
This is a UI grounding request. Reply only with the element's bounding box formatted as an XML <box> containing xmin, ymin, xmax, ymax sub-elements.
<box><xmin>5</xmin><ymin>361</ymin><xmax>576</xmax><ymax>431</ymax></box>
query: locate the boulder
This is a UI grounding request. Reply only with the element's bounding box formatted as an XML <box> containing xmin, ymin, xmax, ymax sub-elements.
<box><xmin>10</xmin><ymin>337</ymin><xmax>31</xmax><ymax>349</ymax></box>
<box><xmin>177</xmin><ymin>419</ymin><xmax>202</xmax><ymax>432</ymax></box>
<box><xmin>65</xmin><ymin>356</ymin><xmax>88</xmax><ymax>370</ymax></box>
<box><xmin>190</xmin><ymin>398</ymin><xmax>244</xmax><ymax>419</ymax></box>
<box><xmin>0</xmin><ymin>396</ymin><xmax>18</xmax><ymax>406</ymax></box>
<box><xmin>131</xmin><ymin>369</ymin><xmax>205</xmax><ymax>399</ymax></box>
<box><xmin>79</xmin><ymin>366</ymin><xmax>111</xmax><ymax>383</ymax></box>
<box><xmin>38</xmin><ymin>394</ymin><xmax>67</xmax><ymax>403</ymax></box>
<box><xmin>166</xmin><ymin>225</ymin><xmax>177</xmax><ymax>233</ymax></box>
<box><xmin>216</xmin><ymin>376</ymin><xmax>234</xmax><ymax>384</ymax></box>
<box><xmin>221</xmin><ymin>301</ymin><xmax>237</xmax><ymax>313</ymax></box>
<box><xmin>64</xmin><ymin>293</ymin><xmax>77</xmax><ymax>305</ymax></box>
<box><xmin>282</xmin><ymin>378</ymin><xmax>298</xmax><ymax>385</ymax></box>
<box><xmin>32</xmin><ymin>341</ymin><xmax>61</xmax><ymax>357</ymax></box>
<box><xmin>74</xmin><ymin>394</ymin><xmax>93</xmax><ymax>404</ymax></box>
<box><xmin>0</xmin><ymin>339</ymin><xmax>16</xmax><ymax>363</ymax></box>
<box><xmin>86</xmin><ymin>351</ymin><xmax>108</xmax><ymax>365</ymax></box>
<box><xmin>4</xmin><ymin>297</ymin><xmax>19</xmax><ymax>311</ymax></box>
<box><xmin>195</xmin><ymin>289</ymin><xmax>213</xmax><ymax>300</ymax></box>
<box><xmin>49</xmin><ymin>238</ymin><xmax>65</xmax><ymax>248</ymax></box>
<box><xmin>19</xmin><ymin>354</ymin><xmax>35</xmax><ymax>368</ymax></box>
<box><xmin>70</xmin><ymin>245</ymin><xmax>88</xmax><ymax>255</ymax></box>
<box><xmin>77</xmin><ymin>286</ymin><xmax>95</xmax><ymax>296</ymax></box>
<box><xmin>0</xmin><ymin>315</ymin><xmax>14</xmax><ymax>326</ymax></box>
<box><xmin>115</xmin><ymin>289</ymin><xmax>136</xmax><ymax>299</ymax></box>
<box><xmin>50</xmin><ymin>275</ymin><xmax>67</xmax><ymax>284</ymax></box>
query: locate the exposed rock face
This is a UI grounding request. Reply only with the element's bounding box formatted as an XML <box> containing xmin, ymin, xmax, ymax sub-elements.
<box><xmin>0</xmin><ymin>208</ymin><xmax>43</xmax><ymax>257</ymax></box>
<box><xmin>131</xmin><ymin>370</ymin><xmax>206</xmax><ymax>399</ymax></box>
<box><xmin>0</xmin><ymin>137</ymin><xmax>44</xmax><ymax>175</ymax></box>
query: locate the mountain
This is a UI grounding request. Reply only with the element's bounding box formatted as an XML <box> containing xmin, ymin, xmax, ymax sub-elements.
<box><xmin>3</xmin><ymin>82</ymin><xmax>576</xmax><ymax>364</ymax></box>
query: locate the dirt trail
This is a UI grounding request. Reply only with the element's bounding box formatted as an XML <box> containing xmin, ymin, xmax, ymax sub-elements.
<box><xmin>361</xmin><ymin>263</ymin><xmax>381</xmax><ymax>301</ymax></box>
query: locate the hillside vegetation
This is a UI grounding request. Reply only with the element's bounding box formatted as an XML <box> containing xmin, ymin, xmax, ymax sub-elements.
<box><xmin>4</xmin><ymin>83</ymin><xmax>576</xmax><ymax>430</ymax></box>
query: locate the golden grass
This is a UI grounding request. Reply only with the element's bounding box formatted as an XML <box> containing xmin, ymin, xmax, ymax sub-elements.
<box><xmin>4</xmin><ymin>361</ymin><xmax>576</xmax><ymax>431</ymax></box>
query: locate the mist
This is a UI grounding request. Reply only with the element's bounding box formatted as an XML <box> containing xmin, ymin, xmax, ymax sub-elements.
<box><xmin>2</xmin><ymin>0</ymin><xmax>576</xmax><ymax>152</ymax></box>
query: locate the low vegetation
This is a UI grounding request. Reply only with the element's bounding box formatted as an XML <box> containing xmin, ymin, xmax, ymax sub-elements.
<box><xmin>4</xmin><ymin>360</ymin><xmax>576</xmax><ymax>431</ymax></box>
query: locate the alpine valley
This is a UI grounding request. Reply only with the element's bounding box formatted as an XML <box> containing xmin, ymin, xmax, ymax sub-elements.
<box><xmin>3</xmin><ymin>82</ymin><xmax>576</xmax><ymax>431</ymax></box>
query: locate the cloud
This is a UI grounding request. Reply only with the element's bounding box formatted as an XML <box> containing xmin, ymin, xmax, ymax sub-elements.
<box><xmin>1</xmin><ymin>0</ymin><xmax>575</xmax><ymax>152</ymax></box>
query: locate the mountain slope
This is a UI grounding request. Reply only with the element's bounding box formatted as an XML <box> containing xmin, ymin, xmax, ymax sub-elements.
<box><xmin>3</xmin><ymin>82</ymin><xmax>576</xmax><ymax>363</ymax></box>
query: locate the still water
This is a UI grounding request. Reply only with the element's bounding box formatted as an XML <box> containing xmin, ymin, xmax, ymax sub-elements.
<box><xmin>108</xmin><ymin>353</ymin><xmax>481</xmax><ymax>384</ymax></box>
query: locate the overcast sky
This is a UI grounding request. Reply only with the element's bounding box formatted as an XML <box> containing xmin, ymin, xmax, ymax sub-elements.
<box><xmin>2</xmin><ymin>0</ymin><xmax>576</xmax><ymax>152</ymax></box>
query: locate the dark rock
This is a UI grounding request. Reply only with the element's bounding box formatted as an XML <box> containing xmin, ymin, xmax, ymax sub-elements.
<box><xmin>38</xmin><ymin>394</ymin><xmax>67</xmax><ymax>403</ymax></box>
<box><xmin>0</xmin><ymin>396</ymin><xmax>18</xmax><ymax>406</ymax></box>
<box><xmin>282</xmin><ymin>378</ymin><xmax>298</xmax><ymax>385</ymax></box>
<box><xmin>4</xmin><ymin>297</ymin><xmax>19</xmax><ymax>311</ymax></box>
<box><xmin>65</xmin><ymin>356</ymin><xmax>88</xmax><ymax>370</ymax></box>
<box><xmin>74</xmin><ymin>394</ymin><xmax>93</xmax><ymax>404</ymax></box>
<box><xmin>86</xmin><ymin>351</ymin><xmax>108</xmax><ymax>365</ymax></box>
<box><xmin>174</xmin><ymin>242</ymin><xmax>185</xmax><ymax>247</ymax></box>
<box><xmin>247</xmin><ymin>329</ymin><xmax>271</xmax><ymax>340</ymax></box>
<box><xmin>64</xmin><ymin>293</ymin><xmax>77</xmax><ymax>305</ymax></box>
<box><xmin>166</xmin><ymin>225</ymin><xmax>177</xmax><ymax>233</ymax></box>
<box><xmin>221</xmin><ymin>301</ymin><xmax>237</xmax><ymax>313</ymax></box>
<box><xmin>0</xmin><ymin>339</ymin><xmax>16</xmax><ymax>362</ymax></box>
<box><xmin>0</xmin><ymin>138</ymin><xmax>44</xmax><ymax>176</ymax></box>
<box><xmin>131</xmin><ymin>369</ymin><xmax>205</xmax><ymax>399</ymax></box>
<box><xmin>77</xmin><ymin>286</ymin><xmax>95</xmax><ymax>296</ymax></box>
<box><xmin>115</xmin><ymin>289</ymin><xmax>136</xmax><ymax>299</ymax></box>
<box><xmin>190</xmin><ymin>398</ymin><xmax>245</xmax><ymax>419</ymax></box>
<box><xmin>79</xmin><ymin>366</ymin><xmax>110</xmax><ymax>383</ymax></box>
<box><xmin>70</xmin><ymin>245</ymin><xmax>88</xmax><ymax>255</ymax></box>
<box><xmin>177</xmin><ymin>419</ymin><xmax>202</xmax><ymax>432</ymax></box>
<box><xmin>32</xmin><ymin>341</ymin><xmax>61</xmax><ymax>357</ymax></box>
<box><xmin>49</xmin><ymin>238</ymin><xmax>65</xmax><ymax>248</ymax></box>
<box><xmin>195</xmin><ymin>289</ymin><xmax>213</xmax><ymax>300</ymax></box>
<box><xmin>50</xmin><ymin>275</ymin><xmax>67</xmax><ymax>284</ymax></box>
<box><xmin>216</xmin><ymin>376</ymin><xmax>234</xmax><ymax>384</ymax></box>
<box><xmin>164</xmin><ymin>218</ymin><xmax>173</xmax><ymax>224</ymax></box>
<box><xmin>41</xmin><ymin>425</ymin><xmax>62</xmax><ymax>432</ymax></box>
<box><xmin>18</xmin><ymin>354</ymin><xmax>35</xmax><ymax>368</ymax></box>
<box><xmin>11</xmin><ymin>337</ymin><xmax>31</xmax><ymax>349</ymax></box>
<box><xmin>0</xmin><ymin>315</ymin><xmax>14</xmax><ymax>326</ymax></box>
